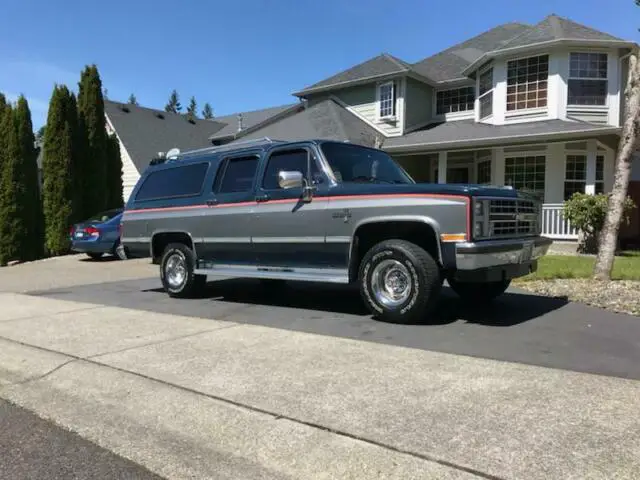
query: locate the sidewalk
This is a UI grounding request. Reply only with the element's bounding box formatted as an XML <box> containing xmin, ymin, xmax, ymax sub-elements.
<box><xmin>1</xmin><ymin>292</ymin><xmax>639</xmax><ymax>479</ymax></box>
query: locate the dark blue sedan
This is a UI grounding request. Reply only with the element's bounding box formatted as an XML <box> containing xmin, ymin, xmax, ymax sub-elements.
<box><xmin>70</xmin><ymin>209</ymin><xmax>123</xmax><ymax>260</ymax></box>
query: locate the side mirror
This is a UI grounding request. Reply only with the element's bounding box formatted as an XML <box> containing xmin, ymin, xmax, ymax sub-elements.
<box><xmin>278</xmin><ymin>170</ymin><xmax>304</xmax><ymax>189</ymax></box>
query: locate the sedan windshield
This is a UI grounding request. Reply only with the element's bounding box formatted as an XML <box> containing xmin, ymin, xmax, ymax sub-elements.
<box><xmin>320</xmin><ymin>142</ymin><xmax>413</xmax><ymax>185</ymax></box>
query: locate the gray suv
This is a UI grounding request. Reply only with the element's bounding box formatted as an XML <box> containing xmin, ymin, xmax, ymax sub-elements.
<box><xmin>119</xmin><ymin>138</ymin><xmax>551</xmax><ymax>323</ymax></box>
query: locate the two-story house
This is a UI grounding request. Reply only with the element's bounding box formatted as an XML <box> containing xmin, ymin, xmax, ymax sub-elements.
<box><xmin>236</xmin><ymin>14</ymin><xmax>639</xmax><ymax>244</ymax></box>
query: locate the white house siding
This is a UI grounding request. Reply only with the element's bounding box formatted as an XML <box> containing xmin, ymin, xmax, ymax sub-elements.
<box><xmin>308</xmin><ymin>82</ymin><xmax>403</xmax><ymax>137</ymax></box>
<box><xmin>105</xmin><ymin>114</ymin><xmax>141</xmax><ymax>203</ymax></box>
<box><xmin>404</xmin><ymin>78</ymin><xmax>433</xmax><ymax>130</ymax></box>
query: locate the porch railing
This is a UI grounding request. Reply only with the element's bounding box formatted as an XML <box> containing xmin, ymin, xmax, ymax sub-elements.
<box><xmin>542</xmin><ymin>203</ymin><xmax>579</xmax><ymax>240</ymax></box>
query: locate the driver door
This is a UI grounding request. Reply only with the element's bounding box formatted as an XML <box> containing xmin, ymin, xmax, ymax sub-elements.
<box><xmin>251</xmin><ymin>145</ymin><xmax>330</xmax><ymax>268</ymax></box>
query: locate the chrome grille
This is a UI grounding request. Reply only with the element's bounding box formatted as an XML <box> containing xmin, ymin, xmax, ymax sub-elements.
<box><xmin>474</xmin><ymin>197</ymin><xmax>541</xmax><ymax>239</ymax></box>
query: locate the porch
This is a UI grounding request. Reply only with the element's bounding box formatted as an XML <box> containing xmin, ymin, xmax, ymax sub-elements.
<box><xmin>392</xmin><ymin>139</ymin><xmax>616</xmax><ymax>241</ymax></box>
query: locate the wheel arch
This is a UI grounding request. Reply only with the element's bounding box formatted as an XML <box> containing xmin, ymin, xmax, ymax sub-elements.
<box><xmin>150</xmin><ymin>230</ymin><xmax>198</xmax><ymax>264</ymax></box>
<box><xmin>348</xmin><ymin>216</ymin><xmax>443</xmax><ymax>283</ymax></box>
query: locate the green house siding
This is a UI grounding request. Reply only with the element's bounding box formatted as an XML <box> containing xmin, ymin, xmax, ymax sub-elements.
<box><xmin>405</xmin><ymin>78</ymin><xmax>433</xmax><ymax>130</ymax></box>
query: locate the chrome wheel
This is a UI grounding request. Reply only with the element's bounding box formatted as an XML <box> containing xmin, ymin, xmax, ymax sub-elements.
<box><xmin>165</xmin><ymin>252</ymin><xmax>187</xmax><ymax>289</ymax></box>
<box><xmin>370</xmin><ymin>259</ymin><xmax>412</xmax><ymax>307</ymax></box>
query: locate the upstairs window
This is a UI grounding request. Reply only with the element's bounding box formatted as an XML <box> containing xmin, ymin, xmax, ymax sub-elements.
<box><xmin>436</xmin><ymin>86</ymin><xmax>475</xmax><ymax>115</ymax></box>
<box><xmin>506</xmin><ymin>55</ymin><xmax>548</xmax><ymax>111</ymax></box>
<box><xmin>478</xmin><ymin>68</ymin><xmax>493</xmax><ymax>119</ymax></box>
<box><xmin>568</xmin><ymin>53</ymin><xmax>608</xmax><ymax>106</ymax></box>
<box><xmin>378</xmin><ymin>81</ymin><xmax>396</xmax><ymax>119</ymax></box>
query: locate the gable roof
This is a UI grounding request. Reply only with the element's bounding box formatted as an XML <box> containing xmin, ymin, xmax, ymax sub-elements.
<box><xmin>104</xmin><ymin>100</ymin><xmax>224</xmax><ymax>173</ymax></box>
<box><xmin>411</xmin><ymin>23</ymin><xmax>531</xmax><ymax>83</ymax></box>
<box><xmin>208</xmin><ymin>102</ymin><xmax>303</xmax><ymax>140</ymax></box>
<box><xmin>293</xmin><ymin>53</ymin><xmax>420</xmax><ymax>97</ymax></box>
<box><xmin>232</xmin><ymin>98</ymin><xmax>380</xmax><ymax>148</ymax></box>
<box><xmin>461</xmin><ymin>14</ymin><xmax>633</xmax><ymax>75</ymax></box>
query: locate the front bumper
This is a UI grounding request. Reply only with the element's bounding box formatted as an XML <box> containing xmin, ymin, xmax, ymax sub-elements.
<box><xmin>452</xmin><ymin>236</ymin><xmax>552</xmax><ymax>282</ymax></box>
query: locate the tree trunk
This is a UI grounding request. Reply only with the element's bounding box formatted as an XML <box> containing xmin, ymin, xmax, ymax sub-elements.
<box><xmin>594</xmin><ymin>49</ymin><xmax>640</xmax><ymax>280</ymax></box>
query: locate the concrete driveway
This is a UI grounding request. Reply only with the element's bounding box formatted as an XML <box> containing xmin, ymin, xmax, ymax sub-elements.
<box><xmin>1</xmin><ymin>255</ymin><xmax>640</xmax><ymax>479</ymax></box>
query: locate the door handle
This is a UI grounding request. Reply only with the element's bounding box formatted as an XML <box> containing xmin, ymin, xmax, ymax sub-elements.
<box><xmin>206</xmin><ymin>199</ymin><xmax>218</xmax><ymax>206</ymax></box>
<box><xmin>255</xmin><ymin>194</ymin><xmax>270</xmax><ymax>203</ymax></box>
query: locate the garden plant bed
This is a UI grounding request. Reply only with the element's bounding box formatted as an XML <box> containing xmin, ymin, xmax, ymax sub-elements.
<box><xmin>514</xmin><ymin>253</ymin><xmax>640</xmax><ymax>316</ymax></box>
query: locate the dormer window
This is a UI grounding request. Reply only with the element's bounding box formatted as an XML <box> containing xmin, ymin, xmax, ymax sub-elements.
<box><xmin>378</xmin><ymin>81</ymin><xmax>396</xmax><ymax>119</ymax></box>
<box><xmin>568</xmin><ymin>53</ymin><xmax>607</xmax><ymax>106</ymax></box>
<box><xmin>436</xmin><ymin>87</ymin><xmax>475</xmax><ymax>115</ymax></box>
<box><xmin>506</xmin><ymin>55</ymin><xmax>548</xmax><ymax>111</ymax></box>
<box><xmin>478</xmin><ymin>67</ymin><xmax>493</xmax><ymax>119</ymax></box>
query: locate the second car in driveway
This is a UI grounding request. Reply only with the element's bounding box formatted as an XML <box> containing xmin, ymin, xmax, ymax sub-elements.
<box><xmin>70</xmin><ymin>209</ymin><xmax>123</xmax><ymax>260</ymax></box>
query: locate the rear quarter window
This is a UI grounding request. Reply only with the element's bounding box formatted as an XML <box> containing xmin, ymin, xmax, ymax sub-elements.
<box><xmin>135</xmin><ymin>162</ymin><xmax>209</xmax><ymax>201</ymax></box>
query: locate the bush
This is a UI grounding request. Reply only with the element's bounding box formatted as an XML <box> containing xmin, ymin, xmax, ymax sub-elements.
<box><xmin>563</xmin><ymin>193</ymin><xmax>636</xmax><ymax>254</ymax></box>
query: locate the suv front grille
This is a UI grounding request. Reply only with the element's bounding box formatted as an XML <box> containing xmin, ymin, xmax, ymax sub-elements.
<box><xmin>474</xmin><ymin>198</ymin><xmax>541</xmax><ymax>239</ymax></box>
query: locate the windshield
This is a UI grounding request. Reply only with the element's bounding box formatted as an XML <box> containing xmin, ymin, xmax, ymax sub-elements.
<box><xmin>86</xmin><ymin>209</ymin><xmax>122</xmax><ymax>223</ymax></box>
<box><xmin>320</xmin><ymin>142</ymin><xmax>414</xmax><ymax>185</ymax></box>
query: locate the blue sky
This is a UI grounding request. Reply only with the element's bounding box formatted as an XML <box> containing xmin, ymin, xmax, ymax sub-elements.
<box><xmin>1</xmin><ymin>0</ymin><xmax>638</xmax><ymax>129</ymax></box>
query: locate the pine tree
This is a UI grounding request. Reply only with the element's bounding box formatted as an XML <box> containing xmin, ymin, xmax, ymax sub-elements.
<box><xmin>127</xmin><ymin>93</ymin><xmax>138</xmax><ymax>105</ymax></box>
<box><xmin>42</xmin><ymin>86</ymin><xmax>75</xmax><ymax>256</ymax></box>
<box><xmin>201</xmin><ymin>102</ymin><xmax>214</xmax><ymax>119</ymax></box>
<box><xmin>187</xmin><ymin>96</ymin><xmax>197</xmax><ymax>119</ymax></box>
<box><xmin>77</xmin><ymin>64</ymin><xmax>108</xmax><ymax>216</ymax></box>
<box><xmin>0</xmin><ymin>93</ymin><xmax>7</xmax><ymax>115</ymax></box>
<box><xmin>15</xmin><ymin>96</ymin><xmax>44</xmax><ymax>260</ymax></box>
<box><xmin>165</xmin><ymin>89</ymin><xmax>181</xmax><ymax>113</ymax></box>
<box><xmin>106</xmin><ymin>134</ymin><xmax>123</xmax><ymax>208</ymax></box>
<box><xmin>0</xmin><ymin>104</ymin><xmax>29</xmax><ymax>264</ymax></box>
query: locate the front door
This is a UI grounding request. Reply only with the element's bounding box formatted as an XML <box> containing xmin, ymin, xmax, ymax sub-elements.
<box><xmin>252</xmin><ymin>145</ymin><xmax>330</xmax><ymax>268</ymax></box>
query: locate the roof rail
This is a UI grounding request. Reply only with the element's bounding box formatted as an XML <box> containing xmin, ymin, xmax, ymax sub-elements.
<box><xmin>171</xmin><ymin>137</ymin><xmax>285</xmax><ymax>160</ymax></box>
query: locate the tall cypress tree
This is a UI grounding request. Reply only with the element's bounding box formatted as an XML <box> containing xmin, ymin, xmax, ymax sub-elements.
<box><xmin>0</xmin><ymin>104</ymin><xmax>29</xmax><ymax>265</ymax></box>
<box><xmin>77</xmin><ymin>65</ymin><xmax>107</xmax><ymax>215</ymax></box>
<box><xmin>42</xmin><ymin>86</ymin><xmax>75</xmax><ymax>256</ymax></box>
<box><xmin>106</xmin><ymin>133</ymin><xmax>123</xmax><ymax>208</ymax></box>
<box><xmin>15</xmin><ymin>96</ymin><xmax>44</xmax><ymax>260</ymax></box>
<box><xmin>0</xmin><ymin>93</ymin><xmax>7</xmax><ymax>115</ymax></box>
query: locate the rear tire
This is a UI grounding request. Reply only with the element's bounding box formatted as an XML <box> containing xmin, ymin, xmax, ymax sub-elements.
<box><xmin>359</xmin><ymin>240</ymin><xmax>441</xmax><ymax>324</ymax></box>
<box><xmin>448</xmin><ymin>278</ymin><xmax>511</xmax><ymax>303</ymax></box>
<box><xmin>160</xmin><ymin>243</ymin><xmax>206</xmax><ymax>298</ymax></box>
<box><xmin>87</xmin><ymin>252</ymin><xmax>103</xmax><ymax>260</ymax></box>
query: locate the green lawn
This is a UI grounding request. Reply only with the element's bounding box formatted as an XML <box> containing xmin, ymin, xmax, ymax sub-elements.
<box><xmin>519</xmin><ymin>251</ymin><xmax>640</xmax><ymax>281</ymax></box>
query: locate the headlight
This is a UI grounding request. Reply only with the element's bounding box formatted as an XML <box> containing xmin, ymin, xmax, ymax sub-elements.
<box><xmin>474</xmin><ymin>221</ymin><xmax>484</xmax><ymax>238</ymax></box>
<box><xmin>474</xmin><ymin>200</ymin><xmax>483</xmax><ymax>216</ymax></box>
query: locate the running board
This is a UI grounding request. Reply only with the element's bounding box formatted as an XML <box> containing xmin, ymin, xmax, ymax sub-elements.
<box><xmin>194</xmin><ymin>264</ymin><xmax>350</xmax><ymax>284</ymax></box>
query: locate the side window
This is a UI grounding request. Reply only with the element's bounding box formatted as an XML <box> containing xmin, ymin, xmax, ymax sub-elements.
<box><xmin>135</xmin><ymin>162</ymin><xmax>208</xmax><ymax>201</ymax></box>
<box><xmin>215</xmin><ymin>156</ymin><xmax>259</xmax><ymax>194</ymax></box>
<box><xmin>262</xmin><ymin>149</ymin><xmax>319</xmax><ymax>190</ymax></box>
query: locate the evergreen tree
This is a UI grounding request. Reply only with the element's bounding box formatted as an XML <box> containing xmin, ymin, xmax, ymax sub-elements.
<box><xmin>127</xmin><ymin>93</ymin><xmax>138</xmax><ymax>105</ymax></box>
<box><xmin>106</xmin><ymin>134</ymin><xmax>123</xmax><ymax>208</ymax></box>
<box><xmin>42</xmin><ymin>86</ymin><xmax>75</xmax><ymax>256</ymax></box>
<box><xmin>15</xmin><ymin>96</ymin><xmax>44</xmax><ymax>260</ymax></box>
<box><xmin>201</xmin><ymin>102</ymin><xmax>214</xmax><ymax>119</ymax></box>
<box><xmin>187</xmin><ymin>96</ymin><xmax>197</xmax><ymax>118</ymax></box>
<box><xmin>0</xmin><ymin>93</ymin><xmax>7</xmax><ymax>115</ymax></box>
<box><xmin>35</xmin><ymin>125</ymin><xmax>46</xmax><ymax>145</ymax></box>
<box><xmin>77</xmin><ymin>64</ymin><xmax>108</xmax><ymax>216</ymax></box>
<box><xmin>0</xmin><ymin>105</ymin><xmax>28</xmax><ymax>264</ymax></box>
<box><xmin>164</xmin><ymin>89</ymin><xmax>181</xmax><ymax>113</ymax></box>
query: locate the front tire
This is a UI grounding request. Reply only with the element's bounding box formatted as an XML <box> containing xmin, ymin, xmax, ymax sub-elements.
<box><xmin>160</xmin><ymin>243</ymin><xmax>206</xmax><ymax>298</ymax></box>
<box><xmin>448</xmin><ymin>278</ymin><xmax>511</xmax><ymax>303</ymax></box>
<box><xmin>359</xmin><ymin>240</ymin><xmax>442</xmax><ymax>324</ymax></box>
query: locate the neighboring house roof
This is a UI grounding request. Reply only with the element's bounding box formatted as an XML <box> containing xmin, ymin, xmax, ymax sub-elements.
<box><xmin>232</xmin><ymin>98</ymin><xmax>380</xmax><ymax>148</ymax></box>
<box><xmin>208</xmin><ymin>103</ymin><xmax>303</xmax><ymax>140</ymax></box>
<box><xmin>383</xmin><ymin>119</ymin><xmax>621</xmax><ymax>152</ymax></box>
<box><xmin>104</xmin><ymin>100</ymin><xmax>224</xmax><ymax>173</ymax></box>
<box><xmin>462</xmin><ymin>14</ymin><xmax>633</xmax><ymax>75</ymax></box>
<box><xmin>293</xmin><ymin>53</ymin><xmax>423</xmax><ymax>97</ymax></box>
<box><xmin>411</xmin><ymin>22</ymin><xmax>531</xmax><ymax>83</ymax></box>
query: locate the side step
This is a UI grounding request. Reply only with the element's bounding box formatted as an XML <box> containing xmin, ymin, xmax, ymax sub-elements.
<box><xmin>193</xmin><ymin>264</ymin><xmax>350</xmax><ymax>284</ymax></box>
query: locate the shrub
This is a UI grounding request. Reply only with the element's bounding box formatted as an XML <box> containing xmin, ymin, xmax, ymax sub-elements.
<box><xmin>563</xmin><ymin>193</ymin><xmax>636</xmax><ymax>254</ymax></box>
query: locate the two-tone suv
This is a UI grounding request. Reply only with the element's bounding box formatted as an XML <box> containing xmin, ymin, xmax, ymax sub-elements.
<box><xmin>119</xmin><ymin>138</ymin><xmax>551</xmax><ymax>323</ymax></box>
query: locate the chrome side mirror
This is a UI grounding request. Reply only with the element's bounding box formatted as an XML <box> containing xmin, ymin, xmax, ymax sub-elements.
<box><xmin>278</xmin><ymin>170</ymin><xmax>304</xmax><ymax>189</ymax></box>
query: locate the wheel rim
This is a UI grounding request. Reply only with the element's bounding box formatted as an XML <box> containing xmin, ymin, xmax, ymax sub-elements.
<box><xmin>370</xmin><ymin>259</ymin><xmax>412</xmax><ymax>307</ymax></box>
<box><xmin>165</xmin><ymin>252</ymin><xmax>187</xmax><ymax>288</ymax></box>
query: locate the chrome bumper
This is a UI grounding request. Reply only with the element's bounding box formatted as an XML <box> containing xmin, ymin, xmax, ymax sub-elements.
<box><xmin>455</xmin><ymin>237</ymin><xmax>552</xmax><ymax>271</ymax></box>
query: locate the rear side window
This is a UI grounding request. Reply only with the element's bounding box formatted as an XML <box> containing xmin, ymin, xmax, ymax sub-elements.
<box><xmin>215</xmin><ymin>156</ymin><xmax>259</xmax><ymax>194</ymax></box>
<box><xmin>135</xmin><ymin>162</ymin><xmax>209</xmax><ymax>201</ymax></box>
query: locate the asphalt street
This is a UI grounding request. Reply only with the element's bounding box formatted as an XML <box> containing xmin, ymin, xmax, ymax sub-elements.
<box><xmin>30</xmin><ymin>274</ymin><xmax>640</xmax><ymax>380</ymax></box>
<box><xmin>0</xmin><ymin>398</ymin><xmax>162</xmax><ymax>480</ymax></box>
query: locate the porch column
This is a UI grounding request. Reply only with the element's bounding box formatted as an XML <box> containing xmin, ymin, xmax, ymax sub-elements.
<box><xmin>491</xmin><ymin>147</ymin><xmax>505</xmax><ymax>185</ymax></box>
<box><xmin>545</xmin><ymin>143</ymin><xmax>565</xmax><ymax>204</ymax></box>
<box><xmin>437</xmin><ymin>151</ymin><xmax>447</xmax><ymax>184</ymax></box>
<box><xmin>585</xmin><ymin>139</ymin><xmax>597</xmax><ymax>195</ymax></box>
